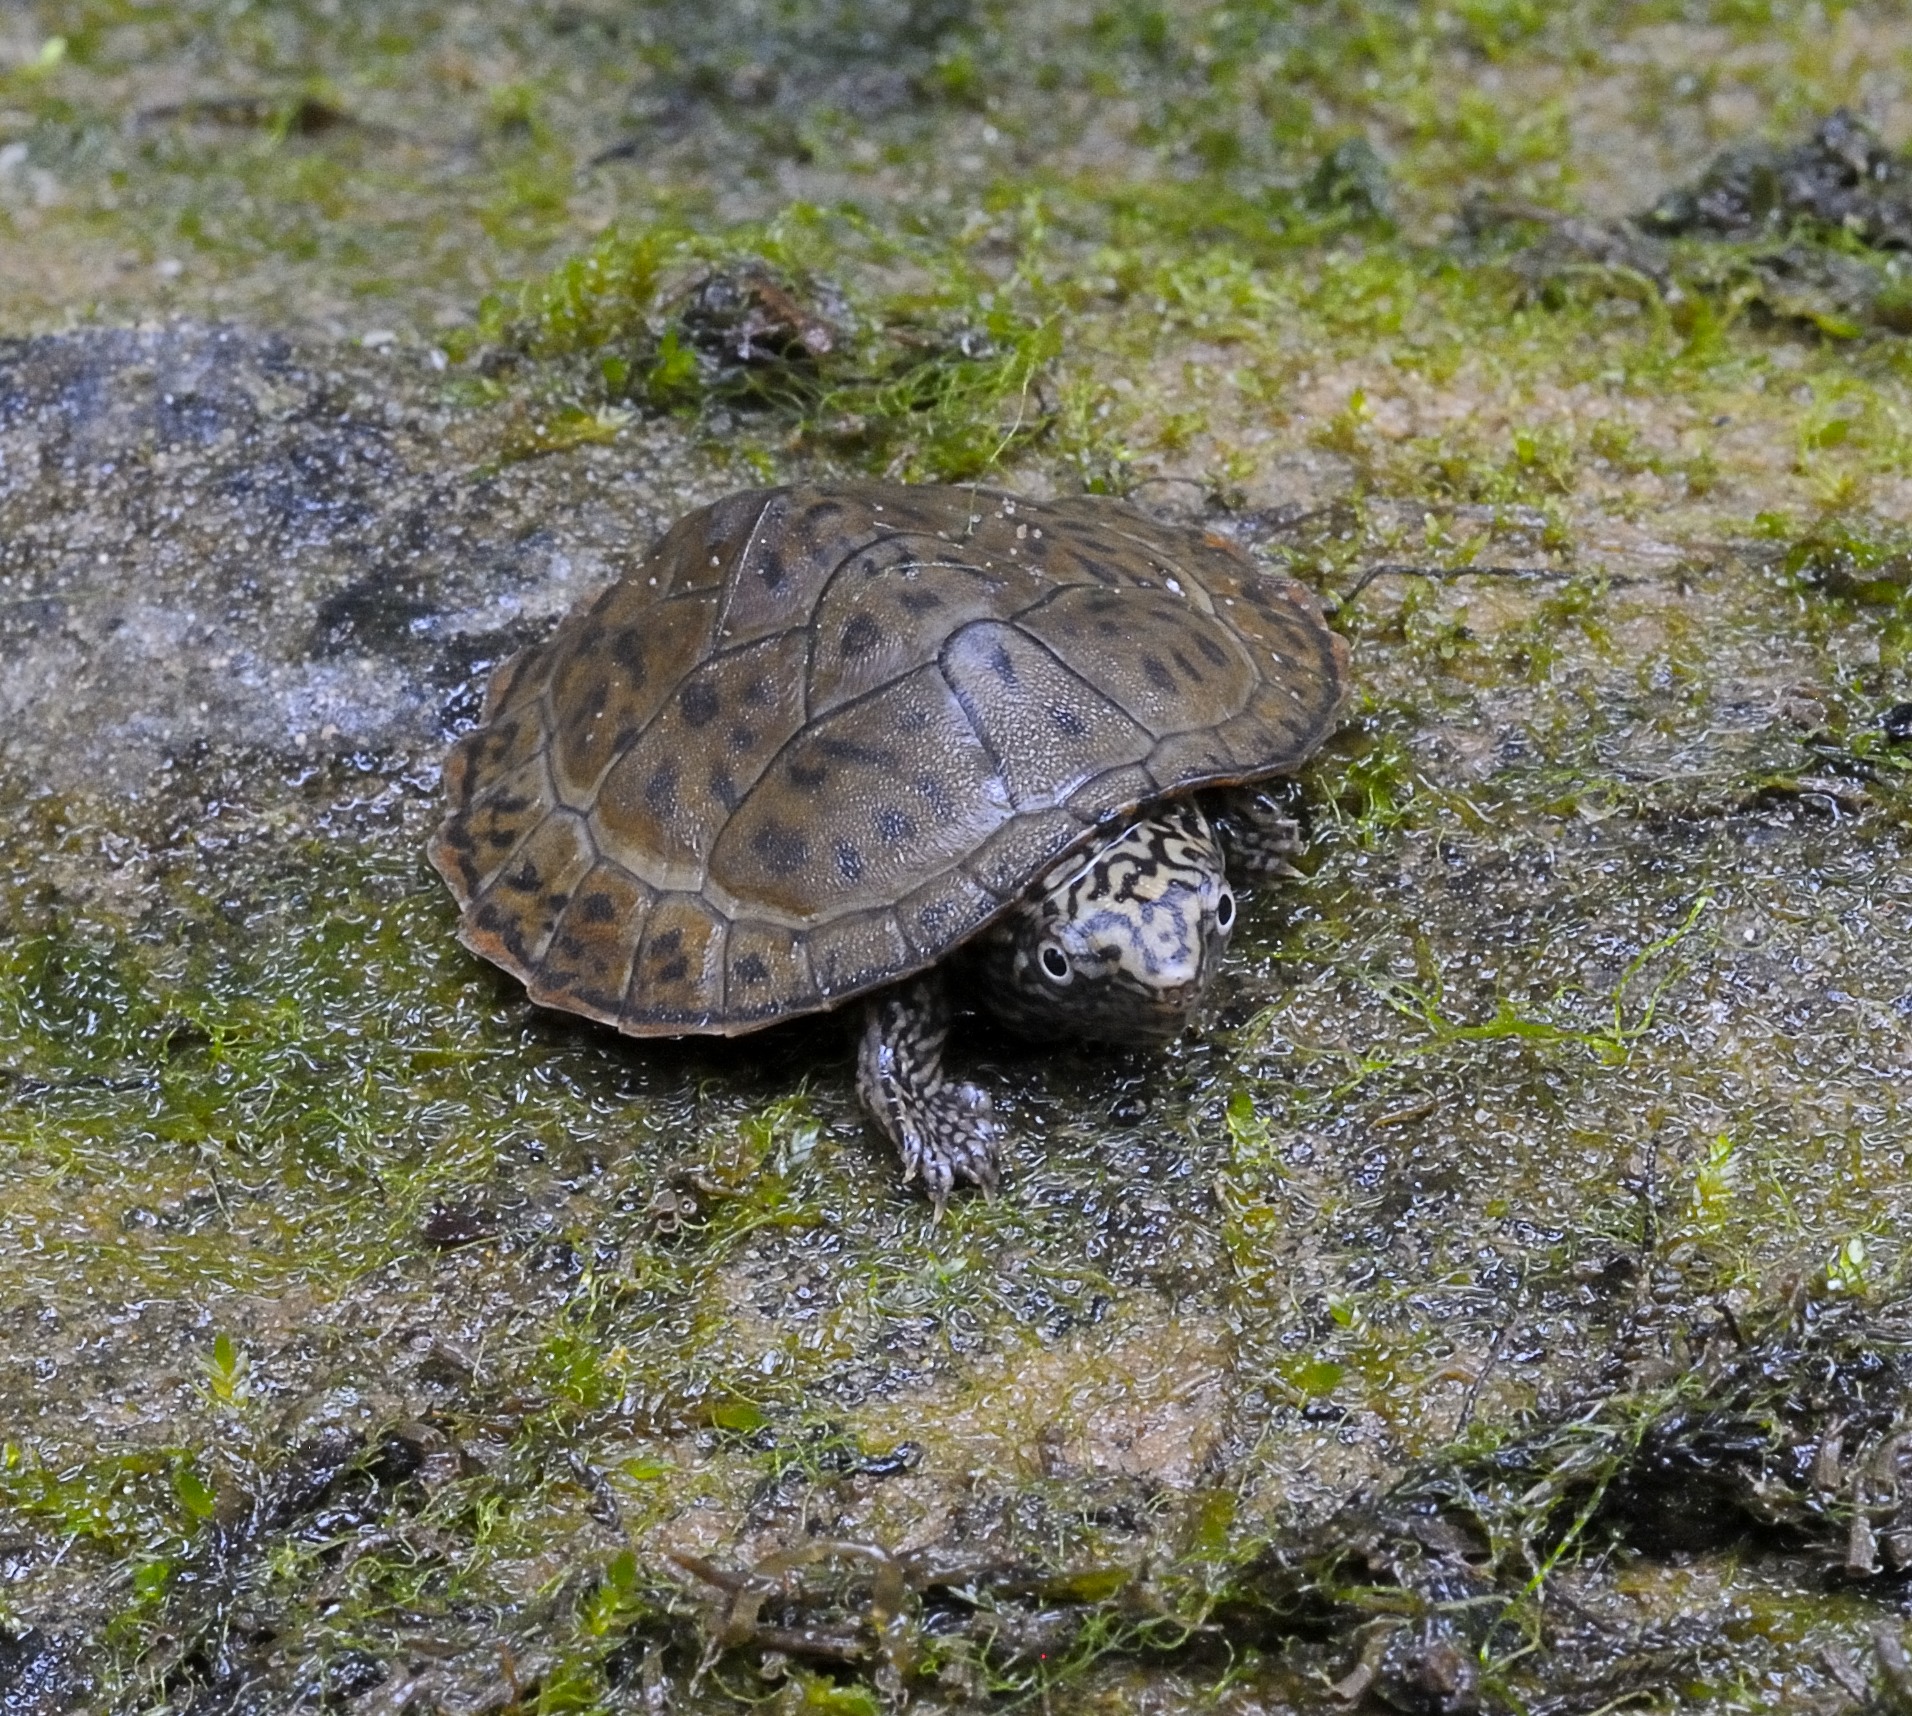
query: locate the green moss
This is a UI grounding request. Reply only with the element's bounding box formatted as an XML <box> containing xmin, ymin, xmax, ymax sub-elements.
<box><xmin>1785</xmin><ymin>521</ymin><xmax>1912</xmax><ymax>605</ymax></box>
<box><xmin>461</xmin><ymin>211</ymin><xmax>1063</xmax><ymax>480</ymax></box>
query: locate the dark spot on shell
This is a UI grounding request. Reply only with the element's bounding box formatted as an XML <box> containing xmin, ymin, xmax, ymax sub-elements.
<box><xmin>988</xmin><ymin>646</ymin><xmax>1018</xmax><ymax>686</ymax></box>
<box><xmin>757</xmin><ymin>548</ymin><xmax>786</xmax><ymax>590</ymax></box>
<box><xmin>788</xmin><ymin>759</ymin><xmax>828</xmax><ymax>791</ymax></box>
<box><xmin>751</xmin><ymin>820</ymin><xmax>811</xmax><ymax>875</ymax></box>
<box><xmin>835</xmin><ymin>840</ymin><xmax>863</xmax><ymax>883</ymax></box>
<box><xmin>742</xmin><ymin>677</ymin><xmax>773</xmax><ymax>707</ymax></box>
<box><xmin>1198</xmin><ymin>634</ymin><xmax>1229</xmax><ymax>666</ymax></box>
<box><xmin>874</xmin><ymin>806</ymin><xmax>915</xmax><ymax>843</ymax></box>
<box><xmin>680</xmin><ymin>680</ymin><xmax>720</xmax><ymax>727</ymax></box>
<box><xmin>490</xmin><ymin>909</ymin><xmax>530</xmax><ymax>963</ymax></box>
<box><xmin>1143</xmin><ymin>655</ymin><xmax>1176</xmax><ymax>693</ymax></box>
<box><xmin>580</xmin><ymin>892</ymin><xmax>618</xmax><ymax>924</ymax></box>
<box><xmin>611</xmin><ymin>628</ymin><xmax>647</xmax><ymax>682</ymax></box>
<box><xmin>898</xmin><ymin>589</ymin><xmax>944</xmax><ymax>614</ymax></box>
<box><xmin>613</xmin><ymin>724</ymin><xmax>640</xmax><ymax>751</ymax></box>
<box><xmin>728</xmin><ymin>724</ymin><xmax>756</xmax><ymax>754</ymax></box>
<box><xmin>913</xmin><ymin>772</ymin><xmax>955</xmax><ymax>822</ymax></box>
<box><xmin>645</xmin><ymin>762</ymin><xmax>678</xmax><ymax>810</ymax></box>
<box><xmin>649</xmin><ymin>929</ymin><xmax>683</xmax><ymax>959</ymax></box>
<box><xmin>709</xmin><ymin>767</ymin><xmax>738</xmax><ymax>810</ymax></box>
<box><xmin>490</xmin><ymin>794</ymin><xmax>531</xmax><ymax>816</ymax></box>
<box><xmin>487</xmin><ymin>830</ymin><xmax>519</xmax><ymax>850</ymax></box>
<box><xmin>545</xmin><ymin>892</ymin><xmax>571</xmax><ymax>913</ymax></box>
<box><xmin>735</xmin><ymin>953</ymin><xmax>769</xmax><ymax>986</ymax></box>
<box><xmin>818</xmin><ymin>735</ymin><xmax>894</xmax><ymax>766</ymax></box>
<box><xmin>1050</xmin><ymin>704</ymin><xmax>1089</xmax><ymax>738</ymax></box>
<box><xmin>657</xmin><ymin>956</ymin><xmax>689</xmax><ymax>983</ymax></box>
<box><xmin>507</xmin><ymin>862</ymin><xmax>541</xmax><ymax>891</ymax></box>
<box><xmin>1172</xmin><ymin>648</ymin><xmax>1202</xmax><ymax>681</ymax></box>
<box><xmin>1082</xmin><ymin>557</ymin><xmax>1121</xmax><ymax>586</ymax></box>
<box><xmin>841</xmin><ymin>613</ymin><xmax>882</xmax><ymax>658</ymax></box>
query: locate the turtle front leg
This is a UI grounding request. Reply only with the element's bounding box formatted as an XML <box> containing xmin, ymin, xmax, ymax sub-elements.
<box><xmin>1205</xmin><ymin>785</ymin><xmax>1307</xmax><ymax>882</ymax></box>
<box><xmin>857</xmin><ymin>976</ymin><xmax>1000</xmax><ymax>1211</ymax></box>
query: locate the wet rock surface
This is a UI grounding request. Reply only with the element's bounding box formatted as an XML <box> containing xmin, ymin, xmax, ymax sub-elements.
<box><xmin>0</xmin><ymin>324</ymin><xmax>708</xmax><ymax>795</ymax></box>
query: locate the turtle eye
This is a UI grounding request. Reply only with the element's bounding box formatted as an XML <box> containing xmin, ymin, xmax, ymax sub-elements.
<box><xmin>1038</xmin><ymin>942</ymin><xmax>1072</xmax><ymax>983</ymax></box>
<box><xmin>1215</xmin><ymin>888</ymin><xmax>1235</xmax><ymax>931</ymax></box>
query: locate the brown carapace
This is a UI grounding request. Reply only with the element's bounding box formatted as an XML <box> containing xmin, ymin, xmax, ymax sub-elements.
<box><xmin>432</xmin><ymin>482</ymin><xmax>1350</xmax><ymax>1202</ymax></box>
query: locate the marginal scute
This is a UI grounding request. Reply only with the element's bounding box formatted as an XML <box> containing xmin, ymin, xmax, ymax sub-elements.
<box><xmin>896</xmin><ymin>868</ymin><xmax>1001</xmax><ymax>960</ymax></box>
<box><xmin>965</xmin><ymin>805</ymin><xmax>1092</xmax><ymax>901</ymax></box>
<box><xmin>433</xmin><ymin>752</ymin><xmax>558</xmax><ymax>898</ymax></box>
<box><xmin>723</xmin><ymin>921</ymin><xmax>820</xmax><ymax>1024</ymax></box>
<box><xmin>530</xmin><ymin>861</ymin><xmax>654</xmax><ymax>1024</ymax></box>
<box><xmin>628</xmin><ymin>893</ymin><xmax>729</xmax><ymax>1027</ymax></box>
<box><xmin>802</xmin><ymin>908</ymin><xmax>912</xmax><ymax>1000</ymax></box>
<box><xmin>431</xmin><ymin>481</ymin><xmax>1351</xmax><ymax>1037</ymax></box>
<box><xmin>479</xmin><ymin>639</ymin><xmax>553</xmax><ymax>726</ymax></box>
<box><xmin>1066</xmin><ymin>762</ymin><xmax>1159</xmax><ymax>827</ymax></box>
<box><xmin>460</xmin><ymin>810</ymin><xmax>595</xmax><ymax>971</ymax></box>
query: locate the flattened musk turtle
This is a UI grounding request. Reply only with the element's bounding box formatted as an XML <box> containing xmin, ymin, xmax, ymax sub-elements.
<box><xmin>432</xmin><ymin>484</ymin><xmax>1350</xmax><ymax>1205</ymax></box>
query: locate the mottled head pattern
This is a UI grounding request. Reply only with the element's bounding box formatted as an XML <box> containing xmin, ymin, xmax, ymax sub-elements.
<box><xmin>973</xmin><ymin>802</ymin><xmax>1233</xmax><ymax>1045</ymax></box>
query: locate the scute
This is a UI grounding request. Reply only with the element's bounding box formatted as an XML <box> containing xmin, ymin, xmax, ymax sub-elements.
<box><xmin>431</xmin><ymin>481</ymin><xmax>1350</xmax><ymax>1037</ymax></box>
<box><xmin>939</xmin><ymin>620</ymin><xmax>1152</xmax><ymax>810</ymax></box>
<box><xmin>530</xmin><ymin>861</ymin><xmax>654</xmax><ymax>1025</ymax></box>
<box><xmin>593</xmin><ymin>628</ymin><xmax>809</xmax><ymax>880</ymax></box>
<box><xmin>806</xmin><ymin>535</ymin><xmax>1047</xmax><ymax>716</ymax></box>
<box><xmin>549</xmin><ymin>589</ymin><xmax>721</xmax><ymax>801</ymax></box>
<box><xmin>708</xmin><ymin>664</ymin><xmax>1009</xmax><ymax>919</ymax></box>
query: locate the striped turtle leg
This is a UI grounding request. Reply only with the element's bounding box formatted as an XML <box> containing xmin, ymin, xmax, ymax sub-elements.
<box><xmin>857</xmin><ymin>976</ymin><xmax>1000</xmax><ymax>1211</ymax></box>
<box><xmin>1204</xmin><ymin>785</ymin><xmax>1306</xmax><ymax>882</ymax></box>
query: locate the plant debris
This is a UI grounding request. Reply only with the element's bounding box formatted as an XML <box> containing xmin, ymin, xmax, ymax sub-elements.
<box><xmin>1643</xmin><ymin>109</ymin><xmax>1912</xmax><ymax>249</ymax></box>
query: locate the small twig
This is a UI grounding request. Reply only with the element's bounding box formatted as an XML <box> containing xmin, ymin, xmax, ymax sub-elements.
<box><xmin>1821</xmin><ymin>1643</ymin><xmax>1871</xmax><ymax>1701</ymax></box>
<box><xmin>1452</xmin><ymin>1266</ymin><xmax>1522</xmax><ymax>1442</ymax></box>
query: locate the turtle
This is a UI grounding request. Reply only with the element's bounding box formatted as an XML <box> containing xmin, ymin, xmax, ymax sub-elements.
<box><xmin>431</xmin><ymin>482</ymin><xmax>1350</xmax><ymax>1206</ymax></box>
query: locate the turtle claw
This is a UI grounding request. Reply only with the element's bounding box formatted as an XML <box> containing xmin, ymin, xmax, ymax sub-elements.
<box><xmin>858</xmin><ymin>980</ymin><xmax>1002</xmax><ymax>1209</ymax></box>
<box><xmin>880</xmin><ymin>1065</ymin><xmax>1002</xmax><ymax>1215</ymax></box>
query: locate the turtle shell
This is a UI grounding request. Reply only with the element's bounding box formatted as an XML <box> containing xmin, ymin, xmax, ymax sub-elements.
<box><xmin>431</xmin><ymin>483</ymin><xmax>1350</xmax><ymax>1037</ymax></box>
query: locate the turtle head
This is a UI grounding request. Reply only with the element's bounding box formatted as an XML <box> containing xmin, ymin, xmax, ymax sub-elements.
<box><xmin>978</xmin><ymin>802</ymin><xmax>1234</xmax><ymax>1046</ymax></box>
